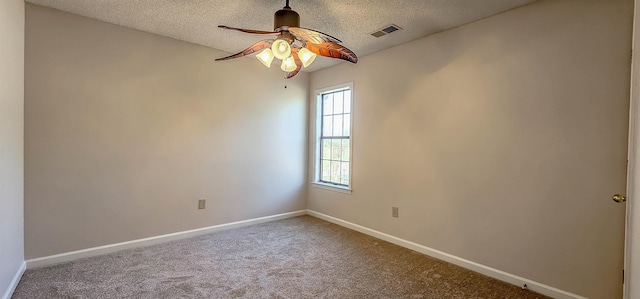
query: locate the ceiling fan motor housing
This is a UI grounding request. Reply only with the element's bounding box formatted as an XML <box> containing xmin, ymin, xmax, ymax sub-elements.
<box><xmin>274</xmin><ymin>7</ymin><xmax>300</xmax><ymax>30</ymax></box>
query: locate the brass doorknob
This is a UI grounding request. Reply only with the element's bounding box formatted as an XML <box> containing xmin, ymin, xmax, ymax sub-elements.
<box><xmin>612</xmin><ymin>194</ymin><xmax>626</xmax><ymax>203</ymax></box>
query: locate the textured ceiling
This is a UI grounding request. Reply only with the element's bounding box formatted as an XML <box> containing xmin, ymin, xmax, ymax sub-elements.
<box><xmin>25</xmin><ymin>0</ymin><xmax>535</xmax><ymax>72</ymax></box>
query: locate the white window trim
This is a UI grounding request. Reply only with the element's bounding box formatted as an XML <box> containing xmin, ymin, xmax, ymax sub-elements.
<box><xmin>311</xmin><ymin>82</ymin><xmax>354</xmax><ymax>194</ymax></box>
<box><xmin>311</xmin><ymin>182</ymin><xmax>352</xmax><ymax>194</ymax></box>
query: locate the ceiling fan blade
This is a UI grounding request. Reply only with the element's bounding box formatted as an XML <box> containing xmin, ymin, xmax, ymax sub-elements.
<box><xmin>218</xmin><ymin>25</ymin><xmax>279</xmax><ymax>35</ymax></box>
<box><xmin>215</xmin><ymin>40</ymin><xmax>273</xmax><ymax>61</ymax></box>
<box><xmin>289</xmin><ymin>27</ymin><xmax>342</xmax><ymax>44</ymax></box>
<box><xmin>286</xmin><ymin>48</ymin><xmax>303</xmax><ymax>79</ymax></box>
<box><xmin>305</xmin><ymin>42</ymin><xmax>358</xmax><ymax>64</ymax></box>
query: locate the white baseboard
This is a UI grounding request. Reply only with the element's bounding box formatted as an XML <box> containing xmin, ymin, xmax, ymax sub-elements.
<box><xmin>26</xmin><ymin>210</ymin><xmax>306</xmax><ymax>269</ymax></box>
<box><xmin>307</xmin><ymin>209</ymin><xmax>586</xmax><ymax>299</ymax></box>
<box><xmin>1</xmin><ymin>261</ymin><xmax>26</xmax><ymax>299</ymax></box>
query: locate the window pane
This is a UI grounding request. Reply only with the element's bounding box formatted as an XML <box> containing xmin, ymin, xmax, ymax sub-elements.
<box><xmin>331</xmin><ymin>161</ymin><xmax>341</xmax><ymax>183</ymax></box>
<box><xmin>334</xmin><ymin>92</ymin><xmax>343</xmax><ymax>114</ymax></box>
<box><xmin>323</xmin><ymin>94</ymin><xmax>333</xmax><ymax>115</ymax></box>
<box><xmin>318</xmin><ymin>86</ymin><xmax>351</xmax><ymax>187</ymax></box>
<box><xmin>341</xmin><ymin>162</ymin><xmax>349</xmax><ymax>185</ymax></box>
<box><xmin>343</xmin><ymin>114</ymin><xmax>351</xmax><ymax>137</ymax></box>
<box><xmin>322</xmin><ymin>116</ymin><xmax>333</xmax><ymax>137</ymax></box>
<box><xmin>344</xmin><ymin>90</ymin><xmax>351</xmax><ymax>113</ymax></box>
<box><xmin>322</xmin><ymin>139</ymin><xmax>331</xmax><ymax>159</ymax></box>
<box><xmin>333</xmin><ymin>115</ymin><xmax>343</xmax><ymax>136</ymax></box>
<box><xmin>331</xmin><ymin>139</ymin><xmax>342</xmax><ymax>161</ymax></box>
<box><xmin>341</xmin><ymin>139</ymin><xmax>350</xmax><ymax>161</ymax></box>
<box><xmin>322</xmin><ymin>160</ymin><xmax>331</xmax><ymax>181</ymax></box>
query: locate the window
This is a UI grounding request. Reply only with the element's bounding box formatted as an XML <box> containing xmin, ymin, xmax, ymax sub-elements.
<box><xmin>314</xmin><ymin>83</ymin><xmax>352</xmax><ymax>190</ymax></box>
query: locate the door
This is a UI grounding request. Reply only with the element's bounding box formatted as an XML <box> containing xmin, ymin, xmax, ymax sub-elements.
<box><xmin>624</xmin><ymin>1</ymin><xmax>640</xmax><ymax>297</ymax></box>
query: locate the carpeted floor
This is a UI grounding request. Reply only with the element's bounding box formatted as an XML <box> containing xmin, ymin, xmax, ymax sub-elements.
<box><xmin>13</xmin><ymin>216</ymin><xmax>550</xmax><ymax>298</ymax></box>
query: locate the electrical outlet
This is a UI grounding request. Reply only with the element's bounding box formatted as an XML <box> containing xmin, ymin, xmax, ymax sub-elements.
<box><xmin>392</xmin><ymin>207</ymin><xmax>398</xmax><ymax>218</ymax></box>
<box><xmin>198</xmin><ymin>199</ymin><xmax>206</xmax><ymax>209</ymax></box>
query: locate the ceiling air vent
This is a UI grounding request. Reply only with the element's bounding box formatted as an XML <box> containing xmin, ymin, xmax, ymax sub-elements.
<box><xmin>370</xmin><ymin>24</ymin><xmax>403</xmax><ymax>38</ymax></box>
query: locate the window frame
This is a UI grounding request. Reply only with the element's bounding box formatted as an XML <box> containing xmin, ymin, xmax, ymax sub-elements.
<box><xmin>311</xmin><ymin>82</ymin><xmax>353</xmax><ymax>194</ymax></box>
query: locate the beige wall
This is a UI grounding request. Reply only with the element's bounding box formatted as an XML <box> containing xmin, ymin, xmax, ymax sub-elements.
<box><xmin>308</xmin><ymin>0</ymin><xmax>632</xmax><ymax>298</ymax></box>
<box><xmin>0</xmin><ymin>0</ymin><xmax>25</xmax><ymax>296</ymax></box>
<box><xmin>24</xmin><ymin>4</ymin><xmax>308</xmax><ymax>259</ymax></box>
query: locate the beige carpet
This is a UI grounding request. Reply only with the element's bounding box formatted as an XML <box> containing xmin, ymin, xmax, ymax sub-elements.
<box><xmin>13</xmin><ymin>216</ymin><xmax>550</xmax><ymax>298</ymax></box>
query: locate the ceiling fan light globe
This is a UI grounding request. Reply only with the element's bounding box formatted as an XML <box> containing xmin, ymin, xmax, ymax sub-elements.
<box><xmin>272</xmin><ymin>39</ymin><xmax>292</xmax><ymax>60</ymax></box>
<box><xmin>257</xmin><ymin>48</ymin><xmax>275</xmax><ymax>68</ymax></box>
<box><xmin>298</xmin><ymin>47</ymin><xmax>317</xmax><ymax>68</ymax></box>
<box><xmin>281</xmin><ymin>56</ymin><xmax>297</xmax><ymax>72</ymax></box>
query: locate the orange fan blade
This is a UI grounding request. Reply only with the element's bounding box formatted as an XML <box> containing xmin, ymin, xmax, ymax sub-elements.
<box><xmin>218</xmin><ymin>25</ymin><xmax>279</xmax><ymax>35</ymax></box>
<box><xmin>215</xmin><ymin>40</ymin><xmax>273</xmax><ymax>61</ymax></box>
<box><xmin>305</xmin><ymin>42</ymin><xmax>358</xmax><ymax>64</ymax></box>
<box><xmin>286</xmin><ymin>48</ymin><xmax>303</xmax><ymax>79</ymax></box>
<box><xmin>289</xmin><ymin>27</ymin><xmax>342</xmax><ymax>44</ymax></box>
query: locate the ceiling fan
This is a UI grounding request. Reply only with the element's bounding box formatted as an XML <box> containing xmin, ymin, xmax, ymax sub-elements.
<box><xmin>215</xmin><ymin>0</ymin><xmax>358</xmax><ymax>79</ymax></box>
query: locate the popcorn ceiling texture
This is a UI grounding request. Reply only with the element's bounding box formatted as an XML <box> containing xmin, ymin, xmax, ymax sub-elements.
<box><xmin>13</xmin><ymin>216</ymin><xmax>550</xmax><ymax>298</ymax></box>
<box><xmin>24</xmin><ymin>0</ymin><xmax>534</xmax><ymax>72</ymax></box>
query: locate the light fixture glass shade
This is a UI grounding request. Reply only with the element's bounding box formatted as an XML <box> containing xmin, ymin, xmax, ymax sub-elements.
<box><xmin>271</xmin><ymin>39</ymin><xmax>292</xmax><ymax>60</ymax></box>
<box><xmin>281</xmin><ymin>56</ymin><xmax>297</xmax><ymax>72</ymax></box>
<box><xmin>298</xmin><ymin>47</ymin><xmax>317</xmax><ymax>68</ymax></box>
<box><xmin>257</xmin><ymin>48</ymin><xmax>275</xmax><ymax>68</ymax></box>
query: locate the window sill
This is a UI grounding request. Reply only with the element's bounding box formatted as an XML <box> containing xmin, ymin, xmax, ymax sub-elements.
<box><xmin>311</xmin><ymin>182</ymin><xmax>352</xmax><ymax>194</ymax></box>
